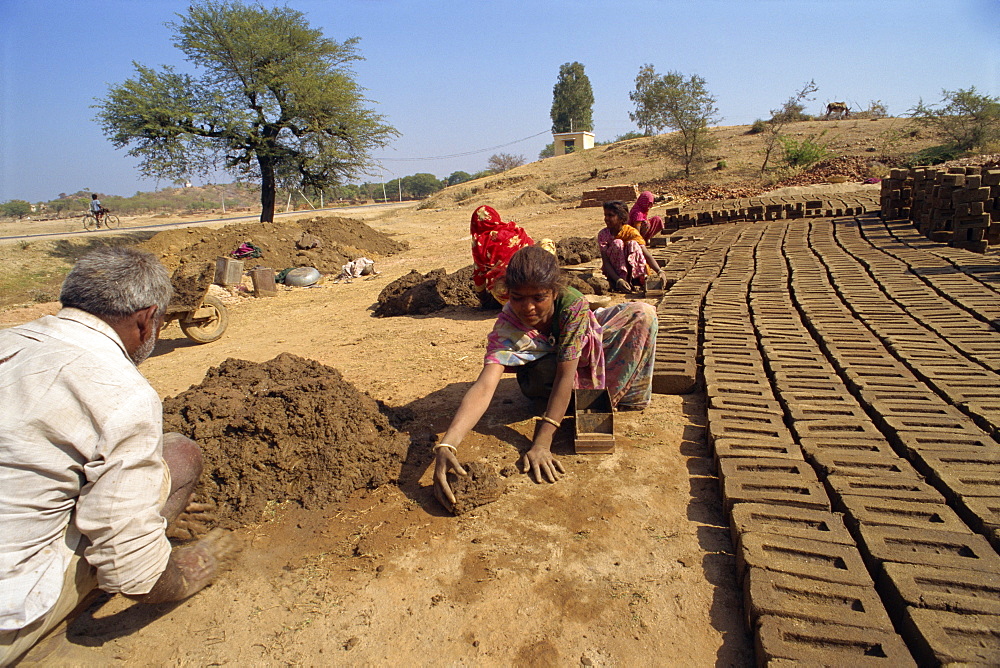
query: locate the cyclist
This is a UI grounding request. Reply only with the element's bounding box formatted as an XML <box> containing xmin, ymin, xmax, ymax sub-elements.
<box><xmin>89</xmin><ymin>194</ymin><xmax>108</xmax><ymax>225</ymax></box>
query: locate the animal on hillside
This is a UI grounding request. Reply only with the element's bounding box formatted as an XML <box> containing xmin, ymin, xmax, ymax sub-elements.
<box><xmin>825</xmin><ymin>101</ymin><xmax>850</xmax><ymax>119</ymax></box>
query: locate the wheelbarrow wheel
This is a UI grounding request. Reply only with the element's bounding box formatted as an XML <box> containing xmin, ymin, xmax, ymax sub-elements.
<box><xmin>179</xmin><ymin>295</ymin><xmax>229</xmax><ymax>343</ymax></box>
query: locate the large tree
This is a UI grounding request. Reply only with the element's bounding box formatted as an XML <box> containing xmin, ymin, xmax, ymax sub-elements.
<box><xmin>95</xmin><ymin>1</ymin><xmax>397</xmax><ymax>223</ymax></box>
<box><xmin>550</xmin><ymin>62</ymin><xmax>594</xmax><ymax>133</ymax></box>
<box><xmin>910</xmin><ymin>87</ymin><xmax>1000</xmax><ymax>152</ymax></box>
<box><xmin>629</xmin><ymin>65</ymin><xmax>720</xmax><ymax>176</ymax></box>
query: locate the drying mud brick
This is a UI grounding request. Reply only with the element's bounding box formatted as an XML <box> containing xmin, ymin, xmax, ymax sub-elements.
<box><xmin>825</xmin><ymin>474</ymin><xmax>945</xmax><ymax>506</ymax></box>
<box><xmin>447</xmin><ymin>461</ymin><xmax>507</xmax><ymax>515</ymax></box>
<box><xmin>798</xmin><ymin>436</ymin><xmax>897</xmax><ymax>459</ymax></box>
<box><xmin>744</xmin><ymin>568</ymin><xmax>895</xmax><ymax>631</ymax></box>
<box><xmin>737</xmin><ymin>533</ymin><xmax>873</xmax><ymax>587</ymax></box>
<box><xmin>958</xmin><ymin>496</ymin><xmax>1000</xmax><ymax>551</ymax></box>
<box><xmin>901</xmin><ymin>607</ymin><xmax>1000</xmax><ymax>666</ymax></box>
<box><xmin>651</xmin><ymin>359</ymin><xmax>697</xmax><ymax>394</ymax></box>
<box><xmin>712</xmin><ymin>437</ymin><xmax>802</xmax><ymax>461</ymax></box>
<box><xmin>855</xmin><ymin>524</ymin><xmax>1000</xmax><ymax>575</ymax></box>
<box><xmin>806</xmin><ymin>450</ymin><xmax>921</xmax><ymax>479</ymax></box>
<box><xmin>754</xmin><ymin>615</ymin><xmax>915</xmax><ymax>667</ymax></box>
<box><xmin>162</xmin><ymin>353</ymin><xmax>409</xmax><ymax>529</ymax></box>
<box><xmin>729</xmin><ymin>503</ymin><xmax>855</xmax><ymax>548</ymax></box>
<box><xmin>721</xmin><ymin>472</ymin><xmax>830</xmax><ymax>514</ymax></box>
<box><xmin>837</xmin><ymin>495</ymin><xmax>970</xmax><ymax>534</ymax></box>
<box><xmin>879</xmin><ymin>562</ymin><xmax>1000</xmax><ymax>617</ymax></box>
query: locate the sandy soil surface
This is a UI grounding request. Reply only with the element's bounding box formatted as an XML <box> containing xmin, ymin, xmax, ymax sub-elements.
<box><xmin>9</xmin><ymin>201</ymin><xmax>753</xmax><ymax>666</ymax></box>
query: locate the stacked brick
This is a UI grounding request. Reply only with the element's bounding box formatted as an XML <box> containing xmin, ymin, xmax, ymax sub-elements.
<box><xmin>659</xmin><ymin>191</ymin><xmax>878</xmax><ymax>230</ymax></box>
<box><xmin>578</xmin><ymin>184</ymin><xmax>639</xmax><ymax>208</ymax></box>
<box><xmin>880</xmin><ymin>165</ymin><xmax>1000</xmax><ymax>253</ymax></box>
<box><xmin>656</xmin><ymin>211</ymin><xmax>1000</xmax><ymax>663</ymax></box>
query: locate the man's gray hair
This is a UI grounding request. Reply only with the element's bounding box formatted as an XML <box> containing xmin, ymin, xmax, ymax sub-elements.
<box><xmin>60</xmin><ymin>246</ymin><xmax>172</xmax><ymax>320</ymax></box>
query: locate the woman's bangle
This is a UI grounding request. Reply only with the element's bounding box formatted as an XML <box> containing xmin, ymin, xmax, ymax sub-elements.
<box><xmin>432</xmin><ymin>443</ymin><xmax>457</xmax><ymax>455</ymax></box>
<box><xmin>538</xmin><ymin>415</ymin><xmax>561</xmax><ymax>428</ymax></box>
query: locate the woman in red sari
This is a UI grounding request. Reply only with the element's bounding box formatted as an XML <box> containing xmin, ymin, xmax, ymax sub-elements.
<box><xmin>470</xmin><ymin>205</ymin><xmax>534</xmax><ymax>307</ymax></box>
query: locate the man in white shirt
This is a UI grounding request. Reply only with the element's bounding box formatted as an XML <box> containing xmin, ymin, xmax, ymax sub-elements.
<box><xmin>0</xmin><ymin>246</ymin><xmax>236</xmax><ymax>665</ymax></box>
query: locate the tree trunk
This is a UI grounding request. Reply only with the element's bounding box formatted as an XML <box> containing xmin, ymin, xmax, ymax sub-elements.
<box><xmin>259</xmin><ymin>158</ymin><xmax>276</xmax><ymax>223</ymax></box>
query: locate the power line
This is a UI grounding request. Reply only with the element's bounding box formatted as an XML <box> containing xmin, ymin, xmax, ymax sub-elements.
<box><xmin>375</xmin><ymin>130</ymin><xmax>551</xmax><ymax>162</ymax></box>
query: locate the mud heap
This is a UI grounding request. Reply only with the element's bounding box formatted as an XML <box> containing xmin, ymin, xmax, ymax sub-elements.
<box><xmin>162</xmin><ymin>353</ymin><xmax>409</xmax><ymax>528</ymax></box>
<box><xmin>140</xmin><ymin>214</ymin><xmax>407</xmax><ymax>276</ymax></box>
<box><xmin>373</xmin><ymin>265</ymin><xmax>480</xmax><ymax>316</ymax></box>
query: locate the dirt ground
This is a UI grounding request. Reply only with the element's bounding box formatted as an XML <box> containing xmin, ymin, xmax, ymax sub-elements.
<box><xmin>6</xmin><ymin>199</ymin><xmax>753</xmax><ymax>666</ymax></box>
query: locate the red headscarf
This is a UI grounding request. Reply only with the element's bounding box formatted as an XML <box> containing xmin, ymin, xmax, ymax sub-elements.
<box><xmin>470</xmin><ymin>205</ymin><xmax>534</xmax><ymax>294</ymax></box>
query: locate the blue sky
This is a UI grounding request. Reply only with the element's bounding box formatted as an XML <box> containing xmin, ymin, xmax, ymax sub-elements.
<box><xmin>1</xmin><ymin>0</ymin><xmax>997</xmax><ymax>203</ymax></box>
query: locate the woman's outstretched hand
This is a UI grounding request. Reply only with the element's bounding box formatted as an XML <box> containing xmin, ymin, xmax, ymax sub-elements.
<box><xmin>519</xmin><ymin>446</ymin><xmax>565</xmax><ymax>484</ymax></box>
<box><xmin>433</xmin><ymin>448</ymin><xmax>467</xmax><ymax>513</ymax></box>
<box><xmin>615</xmin><ymin>278</ymin><xmax>632</xmax><ymax>294</ymax></box>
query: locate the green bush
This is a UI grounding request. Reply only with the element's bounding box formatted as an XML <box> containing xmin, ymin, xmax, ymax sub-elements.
<box><xmin>716</xmin><ymin>160</ymin><xmax>728</xmax><ymax>170</ymax></box>
<box><xmin>780</xmin><ymin>132</ymin><xmax>829</xmax><ymax>168</ymax></box>
<box><xmin>539</xmin><ymin>182</ymin><xmax>558</xmax><ymax>196</ymax></box>
<box><xmin>905</xmin><ymin>145</ymin><xmax>961</xmax><ymax>167</ymax></box>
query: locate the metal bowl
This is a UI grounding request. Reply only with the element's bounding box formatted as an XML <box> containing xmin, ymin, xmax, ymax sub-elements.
<box><xmin>284</xmin><ymin>266</ymin><xmax>321</xmax><ymax>287</ymax></box>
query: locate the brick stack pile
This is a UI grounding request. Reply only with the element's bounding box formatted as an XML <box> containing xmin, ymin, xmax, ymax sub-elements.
<box><xmin>880</xmin><ymin>165</ymin><xmax>1000</xmax><ymax>253</ymax></box>
<box><xmin>578</xmin><ymin>184</ymin><xmax>639</xmax><ymax>208</ymax></box>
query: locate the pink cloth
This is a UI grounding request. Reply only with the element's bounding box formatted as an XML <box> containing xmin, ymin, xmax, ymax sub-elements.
<box><xmin>629</xmin><ymin>191</ymin><xmax>663</xmax><ymax>243</ymax></box>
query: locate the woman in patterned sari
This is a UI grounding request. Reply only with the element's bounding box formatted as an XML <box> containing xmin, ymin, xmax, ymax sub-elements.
<box><xmin>432</xmin><ymin>245</ymin><xmax>658</xmax><ymax>511</ymax></box>
<box><xmin>598</xmin><ymin>200</ymin><xmax>667</xmax><ymax>293</ymax></box>
<box><xmin>470</xmin><ymin>205</ymin><xmax>534</xmax><ymax>307</ymax></box>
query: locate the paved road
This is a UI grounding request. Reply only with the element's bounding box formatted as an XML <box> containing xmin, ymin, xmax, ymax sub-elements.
<box><xmin>0</xmin><ymin>201</ymin><xmax>415</xmax><ymax>243</ymax></box>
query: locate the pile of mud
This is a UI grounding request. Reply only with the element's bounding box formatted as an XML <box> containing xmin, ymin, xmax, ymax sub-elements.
<box><xmin>512</xmin><ymin>188</ymin><xmax>556</xmax><ymax>206</ymax></box>
<box><xmin>556</xmin><ymin>236</ymin><xmax>598</xmax><ymax>265</ymax></box>
<box><xmin>140</xmin><ymin>215</ymin><xmax>407</xmax><ymax>276</ymax></box>
<box><xmin>162</xmin><ymin>353</ymin><xmax>409</xmax><ymax>528</ymax></box>
<box><xmin>373</xmin><ymin>265</ymin><xmax>480</xmax><ymax>317</ymax></box>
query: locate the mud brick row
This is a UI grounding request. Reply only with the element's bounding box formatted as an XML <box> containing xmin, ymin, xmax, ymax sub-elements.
<box><xmin>661</xmin><ymin>190</ymin><xmax>878</xmax><ymax>230</ymax></box>
<box><xmin>707</xmin><ymin>220</ymin><xmax>929</xmax><ymax>665</ymax></box>
<box><xmin>577</xmin><ymin>183</ymin><xmax>639</xmax><ymax>207</ymax></box>
<box><xmin>650</xmin><ymin>226</ymin><xmax>747</xmax><ymax>394</ymax></box>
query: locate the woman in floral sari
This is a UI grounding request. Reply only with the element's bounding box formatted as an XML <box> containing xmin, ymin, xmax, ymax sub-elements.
<box><xmin>598</xmin><ymin>200</ymin><xmax>667</xmax><ymax>293</ymax></box>
<box><xmin>433</xmin><ymin>246</ymin><xmax>658</xmax><ymax>511</ymax></box>
<box><xmin>470</xmin><ymin>205</ymin><xmax>534</xmax><ymax>307</ymax></box>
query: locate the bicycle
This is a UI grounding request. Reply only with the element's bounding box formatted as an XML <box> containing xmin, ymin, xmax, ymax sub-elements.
<box><xmin>82</xmin><ymin>211</ymin><xmax>121</xmax><ymax>231</ymax></box>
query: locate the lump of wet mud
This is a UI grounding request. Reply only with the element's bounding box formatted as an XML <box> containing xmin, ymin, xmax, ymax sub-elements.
<box><xmin>373</xmin><ymin>265</ymin><xmax>479</xmax><ymax>317</ymax></box>
<box><xmin>162</xmin><ymin>353</ymin><xmax>409</xmax><ymax>529</ymax></box>
<box><xmin>447</xmin><ymin>461</ymin><xmax>507</xmax><ymax>515</ymax></box>
<box><xmin>556</xmin><ymin>236</ymin><xmax>598</xmax><ymax>266</ymax></box>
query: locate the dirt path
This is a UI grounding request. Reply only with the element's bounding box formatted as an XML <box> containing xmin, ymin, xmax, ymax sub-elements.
<box><xmin>13</xmin><ymin>202</ymin><xmax>752</xmax><ymax>666</ymax></box>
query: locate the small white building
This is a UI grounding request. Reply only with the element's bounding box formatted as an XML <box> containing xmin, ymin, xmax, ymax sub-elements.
<box><xmin>552</xmin><ymin>131</ymin><xmax>595</xmax><ymax>156</ymax></box>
